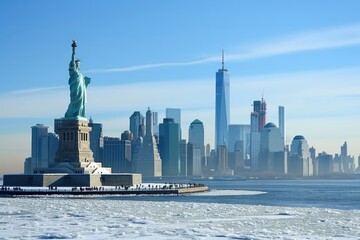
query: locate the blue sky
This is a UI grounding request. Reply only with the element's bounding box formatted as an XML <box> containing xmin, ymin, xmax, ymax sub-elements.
<box><xmin>1</xmin><ymin>0</ymin><xmax>360</xmax><ymax>174</ymax></box>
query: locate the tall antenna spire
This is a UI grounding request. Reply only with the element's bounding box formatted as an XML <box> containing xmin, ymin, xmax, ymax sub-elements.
<box><xmin>222</xmin><ymin>48</ymin><xmax>225</xmax><ymax>70</ymax></box>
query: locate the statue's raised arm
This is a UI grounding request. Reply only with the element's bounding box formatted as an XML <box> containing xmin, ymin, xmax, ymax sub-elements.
<box><xmin>71</xmin><ymin>40</ymin><xmax>77</xmax><ymax>63</ymax></box>
<box><xmin>64</xmin><ymin>40</ymin><xmax>91</xmax><ymax>120</ymax></box>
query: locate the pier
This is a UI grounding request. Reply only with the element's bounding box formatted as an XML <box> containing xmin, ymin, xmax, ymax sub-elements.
<box><xmin>0</xmin><ymin>183</ymin><xmax>208</xmax><ymax>197</ymax></box>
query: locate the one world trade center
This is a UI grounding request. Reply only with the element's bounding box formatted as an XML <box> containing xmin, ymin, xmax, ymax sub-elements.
<box><xmin>215</xmin><ymin>50</ymin><xmax>230</xmax><ymax>151</ymax></box>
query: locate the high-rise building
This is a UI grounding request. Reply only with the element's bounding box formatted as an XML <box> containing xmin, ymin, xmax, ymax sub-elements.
<box><xmin>187</xmin><ymin>142</ymin><xmax>202</xmax><ymax>176</ymax></box>
<box><xmin>215</xmin><ymin>50</ymin><xmax>230</xmax><ymax>150</ymax></box>
<box><xmin>189</xmin><ymin>119</ymin><xmax>205</xmax><ymax>157</ymax></box>
<box><xmin>179</xmin><ymin>139</ymin><xmax>188</xmax><ymax>176</ymax></box>
<box><xmin>288</xmin><ymin>135</ymin><xmax>313</xmax><ymax>176</ymax></box>
<box><xmin>166</xmin><ymin>108</ymin><xmax>181</xmax><ymax>126</ymax></box>
<box><xmin>228</xmin><ymin>124</ymin><xmax>250</xmax><ymax>171</ymax></box>
<box><xmin>278</xmin><ymin>106</ymin><xmax>285</xmax><ymax>144</ymax></box>
<box><xmin>88</xmin><ymin>117</ymin><xmax>103</xmax><ymax>162</ymax></box>
<box><xmin>259</xmin><ymin>122</ymin><xmax>286</xmax><ymax>174</ymax></box>
<box><xmin>233</xmin><ymin>140</ymin><xmax>245</xmax><ymax>171</ymax></box>
<box><xmin>250</xmin><ymin>112</ymin><xmax>261</xmax><ymax>170</ymax></box>
<box><xmin>228</xmin><ymin>125</ymin><xmax>241</xmax><ymax>153</ymax></box>
<box><xmin>24</xmin><ymin>157</ymin><xmax>32</xmax><ymax>174</ymax></box>
<box><xmin>31</xmin><ymin>124</ymin><xmax>49</xmax><ymax>172</ymax></box>
<box><xmin>129</xmin><ymin>111</ymin><xmax>144</xmax><ymax>140</ymax></box>
<box><xmin>253</xmin><ymin>99</ymin><xmax>267</xmax><ymax>131</ymax></box>
<box><xmin>228</xmin><ymin>124</ymin><xmax>250</xmax><ymax>160</ymax></box>
<box><xmin>341</xmin><ymin>141</ymin><xmax>347</xmax><ymax>158</ymax></box>
<box><xmin>103</xmin><ymin>134</ymin><xmax>132</xmax><ymax>173</ymax></box>
<box><xmin>217</xmin><ymin>145</ymin><xmax>233</xmax><ymax>176</ymax></box>
<box><xmin>40</xmin><ymin>133</ymin><xmax>59</xmax><ymax>168</ymax></box>
<box><xmin>309</xmin><ymin>146</ymin><xmax>317</xmax><ymax>175</ymax></box>
<box><xmin>205</xmin><ymin>144</ymin><xmax>211</xmax><ymax>157</ymax></box>
<box><xmin>102</xmin><ymin>137</ymin><xmax>121</xmax><ymax>172</ymax></box>
<box><xmin>166</xmin><ymin>108</ymin><xmax>181</xmax><ymax>139</ymax></box>
<box><xmin>159</xmin><ymin>118</ymin><xmax>180</xmax><ymax>176</ymax></box>
<box><xmin>120</xmin><ymin>130</ymin><xmax>133</xmax><ymax>172</ymax></box>
<box><xmin>152</xmin><ymin>111</ymin><xmax>159</xmax><ymax>138</ymax></box>
<box><xmin>317</xmin><ymin>152</ymin><xmax>333</xmax><ymax>176</ymax></box>
<box><xmin>133</xmin><ymin>108</ymin><xmax>162</xmax><ymax>177</ymax></box>
<box><xmin>340</xmin><ymin>141</ymin><xmax>354</xmax><ymax>173</ymax></box>
<box><xmin>121</xmin><ymin>130</ymin><xmax>133</xmax><ymax>141</ymax></box>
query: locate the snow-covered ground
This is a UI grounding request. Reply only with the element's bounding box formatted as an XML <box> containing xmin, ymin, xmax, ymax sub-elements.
<box><xmin>0</xmin><ymin>190</ymin><xmax>359</xmax><ymax>239</ymax></box>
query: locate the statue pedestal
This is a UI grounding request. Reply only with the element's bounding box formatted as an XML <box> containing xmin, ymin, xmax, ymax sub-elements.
<box><xmin>55</xmin><ymin>119</ymin><xmax>94</xmax><ymax>165</ymax></box>
<box><xmin>35</xmin><ymin>119</ymin><xmax>111</xmax><ymax>174</ymax></box>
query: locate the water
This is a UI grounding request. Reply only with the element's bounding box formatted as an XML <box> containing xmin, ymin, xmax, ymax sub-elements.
<box><xmin>1</xmin><ymin>179</ymin><xmax>360</xmax><ymax>210</ymax></box>
<box><xmin>197</xmin><ymin>179</ymin><xmax>360</xmax><ymax>210</ymax></box>
<box><xmin>1</xmin><ymin>179</ymin><xmax>360</xmax><ymax>239</ymax></box>
<box><xmin>95</xmin><ymin>179</ymin><xmax>360</xmax><ymax>210</ymax></box>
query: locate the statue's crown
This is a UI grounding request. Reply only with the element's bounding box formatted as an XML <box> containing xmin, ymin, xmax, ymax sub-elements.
<box><xmin>75</xmin><ymin>59</ymin><xmax>81</xmax><ymax>63</ymax></box>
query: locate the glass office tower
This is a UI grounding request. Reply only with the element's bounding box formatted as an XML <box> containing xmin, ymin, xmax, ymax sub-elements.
<box><xmin>215</xmin><ymin>50</ymin><xmax>230</xmax><ymax>150</ymax></box>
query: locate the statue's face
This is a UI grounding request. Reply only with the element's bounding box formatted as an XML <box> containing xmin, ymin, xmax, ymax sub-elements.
<box><xmin>76</xmin><ymin>61</ymin><xmax>80</xmax><ymax>69</ymax></box>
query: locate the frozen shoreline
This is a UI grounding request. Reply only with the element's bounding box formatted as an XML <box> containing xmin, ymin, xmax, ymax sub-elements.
<box><xmin>0</xmin><ymin>196</ymin><xmax>359</xmax><ymax>239</ymax></box>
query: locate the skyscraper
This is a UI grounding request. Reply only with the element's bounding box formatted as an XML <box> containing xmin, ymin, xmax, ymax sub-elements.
<box><xmin>278</xmin><ymin>106</ymin><xmax>285</xmax><ymax>144</ymax></box>
<box><xmin>166</xmin><ymin>108</ymin><xmax>181</xmax><ymax>126</ymax></box>
<box><xmin>188</xmin><ymin>119</ymin><xmax>205</xmax><ymax>157</ymax></box>
<box><xmin>129</xmin><ymin>111</ymin><xmax>144</xmax><ymax>140</ymax></box>
<box><xmin>215</xmin><ymin>50</ymin><xmax>230</xmax><ymax>150</ymax></box>
<box><xmin>253</xmin><ymin>99</ymin><xmax>267</xmax><ymax>131</ymax></box>
<box><xmin>166</xmin><ymin>108</ymin><xmax>181</xmax><ymax>139</ymax></box>
<box><xmin>133</xmin><ymin>108</ymin><xmax>162</xmax><ymax>177</ymax></box>
<box><xmin>187</xmin><ymin>142</ymin><xmax>202</xmax><ymax>176</ymax></box>
<box><xmin>102</xmin><ymin>133</ymin><xmax>132</xmax><ymax>173</ymax></box>
<box><xmin>152</xmin><ymin>111</ymin><xmax>159</xmax><ymax>138</ymax></box>
<box><xmin>40</xmin><ymin>133</ymin><xmax>59</xmax><ymax>168</ymax></box>
<box><xmin>159</xmin><ymin>118</ymin><xmax>180</xmax><ymax>176</ymax></box>
<box><xmin>228</xmin><ymin>124</ymin><xmax>249</xmax><ymax>172</ymax></box>
<box><xmin>250</xmin><ymin>112</ymin><xmax>261</xmax><ymax>170</ymax></box>
<box><xmin>288</xmin><ymin>135</ymin><xmax>313</xmax><ymax>176</ymax></box>
<box><xmin>102</xmin><ymin>136</ymin><xmax>122</xmax><ymax>172</ymax></box>
<box><xmin>179</xmin><ymin>139</ymin><xmax>188</xmax><ymax>176</ymax></box>
<box><xmin>259</xmin><ymin>122</ymin><xmax>286</xmax><ymax>174</ymax></box>
<box><xmin>88</xmin><ymin>117</ymin><xmax>103</xmax><ymax>162</ymax></box>
<box><xmin>31</xmin><ymin>124</ymin><xmax>49</xmax><ymax>172</ymax></box>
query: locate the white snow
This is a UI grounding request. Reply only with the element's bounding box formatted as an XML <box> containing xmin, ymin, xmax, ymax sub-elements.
<box><xmin>0</xmin><ymin>196</ymin><xmax>359</xmax><ymax>239</ymax></box>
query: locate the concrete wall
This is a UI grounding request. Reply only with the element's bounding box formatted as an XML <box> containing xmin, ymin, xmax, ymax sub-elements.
<box><xmin>101</xmin><ymin>174</ymin><xmax>142</xmax><ymax>186</ymax></box>
<box><xmin>3</xmin><ymin>173</ymin><xmax>142</xmax><ymax>187</ymax></box>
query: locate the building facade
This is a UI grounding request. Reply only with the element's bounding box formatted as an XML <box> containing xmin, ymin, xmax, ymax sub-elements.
<box><xmin>288</xmin><ymin>135</ymin><xmax>313</xmax><ymax>176</ymax></box>
<box><xmin>189</xmin><ymin>119</ymin><xmax>205</xmax><ymax>157</ymax></box>
<box><xmin>129</xmin><ymin>111</ymin><xmax>144</xmax><ymax>140</ymax></box>
<box><xmin>31</xmin><ymin>124</ymin><xmax>49</xmax><ymax>172</ymax></box>
<box><xmin>259</xmin><ymin>122</ymin><xmax>287</xmax><ymax>174</ymax></box>
<box><xmin>88</xmin><ymin>117</ymin><xmax>103</xmax><ymax>162</ymax></box>
<box><xmin>40</xmin><ymin>133</ymin><xmax>59</xmax><ymax>168</ymax></box>
<box><xmin>159</xmin><ymin>118</ymin><xmax>180</xmax><ymax>176</ymax></box>
<box><xmin>215</xmin><ymin>50</ymin><xmax>230</xmax><ymax>150</ymax></box>
<box><xmin>133</xmin><ymin>108</ymin><xmax>162</xmax><ymax>177</ymax></box>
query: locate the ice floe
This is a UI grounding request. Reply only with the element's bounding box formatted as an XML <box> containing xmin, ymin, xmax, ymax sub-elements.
<box><xmin>0</xmin><ymin>196</ymin><xmax>359</xmax><ymax>239</ymax></box>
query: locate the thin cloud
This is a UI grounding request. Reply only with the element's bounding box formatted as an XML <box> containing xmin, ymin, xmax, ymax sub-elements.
<box><xmin>87</xmin><ymin>24</ymin><xmax>360</xmax><ymax>73</ymax></box>
<box><xmin>87</xmin><ymin>57</ymin><xmax>218</xmax><ymax>73</ymax></box>
<box><xmin>11</xmin><ymin>86</ymin><xmax>66</xmax><ymax>94</ymax></box>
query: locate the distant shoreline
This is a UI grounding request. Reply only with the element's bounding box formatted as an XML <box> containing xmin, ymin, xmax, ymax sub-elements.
<box><xmin>0</xmin><ymin>184</ymin><xmax>209</xmax><ymax>197</ymax></box>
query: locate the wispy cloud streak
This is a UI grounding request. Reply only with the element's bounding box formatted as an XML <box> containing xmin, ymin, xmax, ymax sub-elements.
<box><xmin>10</xmin><ymin>86</ymin><xmax>66</xmax><ymax>94</ymax></box>
<box><xmin>87</xmin><ymin>24</ymin><xmax>360</xmax><ymax>73</ymax></box>
<box><xmin>87</xmin><ymin>57</ymin><xmax>219</xmax><ymax>73</ymax></box>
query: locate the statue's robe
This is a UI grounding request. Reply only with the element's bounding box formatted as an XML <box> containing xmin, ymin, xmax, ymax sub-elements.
<box><xmin>65</xmin><ymin>60</ymin><xmax>90</xmax><ymax>119</ymax></box>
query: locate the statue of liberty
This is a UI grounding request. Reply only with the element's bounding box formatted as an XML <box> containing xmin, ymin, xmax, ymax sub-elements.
<box><xmin>65</xmin><ymin>40</ymin><xmax>91</xmax><ymax>119</ymax></box>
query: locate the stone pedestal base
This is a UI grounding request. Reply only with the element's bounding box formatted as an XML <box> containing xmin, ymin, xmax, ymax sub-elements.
<box><xmin>3</xmin><ymin>173</ymin><xmax>142</xmax><ymax>187</ymax></box>
<box><xmin>55</xmin><ymin>119</ymin><xmax>94</xmax><ymax>165</ymax></box>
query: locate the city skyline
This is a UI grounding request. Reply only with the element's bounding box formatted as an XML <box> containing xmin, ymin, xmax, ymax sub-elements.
<box><xmin>1</xmin><ymin>1</ymin><xmax>360</xmax><ymax>175</ymax></box>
